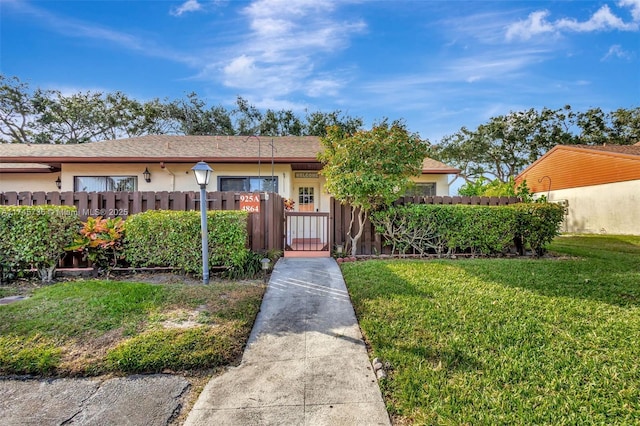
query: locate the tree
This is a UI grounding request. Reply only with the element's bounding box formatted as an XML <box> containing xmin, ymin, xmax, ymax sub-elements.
<box><xmin>304</xmin><ymin>110</ymin><xmax>363</xmax><ymax>137</ymax></box>
<box><xmin>318</xmin><ymin>120</ymin><xmax>429</xmax><ymax>256</ymax></box>
<box><xmin>434</xmin><ymin>106</ymin><xmax>639</xmax><ymax>185</ymax></box>
<box><xmin>33</xmin><ymin>90</ymin><xmax>113</xmax><ymax>144</ymax></box>
<box><xmin>167</xmin><ymin>92</ymin><xmax>234</xmax><ymax>135</ymax></box>
<box><xmin>0</xmin><ymin>75</ymin><xmax>38</xmax><ymax>143</ymax></box>
<box><xmin>432</xmin><ymin>106</ymin><xmax>578</xmax><ymax>184</ymax></box>
<box><xmin>260</xmin><ymin>109</ymin><xmax>304</xmax><ymax>136</ymax></box>
<box><xmin>233</xmin><ymin>96</ymin><xmax>263</xmax><ymax>136</ymax></box>
<box><xmin>458</xmin><ymin>176</ymin><xmax>534</xmax><ymax>201</ymax></box>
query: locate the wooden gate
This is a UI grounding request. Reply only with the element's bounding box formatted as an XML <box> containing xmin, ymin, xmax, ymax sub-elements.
<box><xmin>284</xmin><ymin>212</ymin><xmax>330</xmax><ymax>257</ymax></box>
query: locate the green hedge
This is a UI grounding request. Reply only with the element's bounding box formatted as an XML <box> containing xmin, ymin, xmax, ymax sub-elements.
<box><xmin>370</xmin><ymin>203</ymin><xmax>565</xmax><ymax>257</ymax></box>
<box><xmin>0</xmin><ymin>205</ymin><xmax>80</xmax><ymax>282</ymax></box>
<box><xmin>124</xmin><ymin>210</ymin><xmax>249</xmax><ymax>274</ymax></box>
<box><xmin>511</xmin><ymin>203</ymin><xmax>566</xmax><ymax>256</ymax></box>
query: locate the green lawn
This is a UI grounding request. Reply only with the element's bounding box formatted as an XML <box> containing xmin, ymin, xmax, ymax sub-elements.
<box><xmin>0</xmin><ymin>279</ymin><xmax>264</xmax><ymax>376</ymax></box>
<box><xmin>341</xmin><ymin>235</ymin><xmax>640</xmax><ymax>425</ymax></box>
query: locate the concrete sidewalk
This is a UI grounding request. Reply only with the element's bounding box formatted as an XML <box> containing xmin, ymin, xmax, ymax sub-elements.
<box><xmin>185</xmin><ymin>257</ymin><xmax>391</xmax><ymax>426</ymax></box>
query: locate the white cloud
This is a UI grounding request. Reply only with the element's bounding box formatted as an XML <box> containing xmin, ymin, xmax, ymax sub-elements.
<box><xmin>171</xmin><ymin>0</ymin><xmax>203</xmax><ymax>17</ymax></box>
<box><xmin>506</xmin><ymin>2</ymin><xmax>639</xmax><ymax>41</ymax></box>
<box><xmin>556</xmin><ymin>5</ymin><xmax>636</xmax><ymax>32</ymax></box>
<box><xmin>222</xmin><ymin>55</ymin><xmax>258</xmax><ymax>87</ymax></box>
<box><xmin>618</xmin><ymin>0</ymin><xmax>640</xmax><ymax>21</ymax></box>
<box><xmin>506</xmin><ymin>10</ymin><xmax>557</xmax><ymax>40</ymax></box>
<box><xmin>305</xmin><ymin>78</ymin><xmax>343</xmax><ymax>98</ymax></box>
<box><xmin>602</xmin><ymin>44</ymin><xmax>633</xmax><ymax>60</ymax></box>
<box><xmin>209</xmin><ymin>0</ymin><xmax>365</xmax><ymax>99</ymax></box>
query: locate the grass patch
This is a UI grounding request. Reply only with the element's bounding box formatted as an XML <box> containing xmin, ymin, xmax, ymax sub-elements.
<box><xmin>0</xmin><ymin>278</ymin><xmax>264</xmax><ymax>376</ymax></box>
<box><xmin>341</xmin><ymin>235</ymin><xmax>640</xmax><ymax>424</ymax></box>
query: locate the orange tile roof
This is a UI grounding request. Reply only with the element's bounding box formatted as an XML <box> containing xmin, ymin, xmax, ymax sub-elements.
<box><xmin>0</xmin><ymin>135</ymin><xmax>459</xmax><ymax>174</ymax></box>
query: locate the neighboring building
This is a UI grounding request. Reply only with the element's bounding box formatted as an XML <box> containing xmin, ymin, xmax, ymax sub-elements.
<box><xmin>516</xmin><ymin>143</ymin><xmax>640</xmax><ymax>235</ymax></box>
<box><xmin>0</xmin><ymin>135</ymin><xmax>459</xmax><ymax>213</ymax></box>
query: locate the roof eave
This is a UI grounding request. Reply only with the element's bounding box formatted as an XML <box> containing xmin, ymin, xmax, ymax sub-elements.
<box><xmin>0</xmin><ymin>156</ymin><xmax>321</xmax><ymax>164</ymax></box>
<box><xmin>422</xmin><ymin>168</ymin><xmax>460</xmax><ymax>174</ymax></box>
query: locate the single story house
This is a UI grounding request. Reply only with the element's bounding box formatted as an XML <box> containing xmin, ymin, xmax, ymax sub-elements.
<box><xmin>0</xmin><ymin>135</ymin><xmax>459</xmax><ymax>213</ymax></box>
<box><xmin>516</xmin><ymin>143</ymin><xmax>640</xmax><ymax>235</ymax></box>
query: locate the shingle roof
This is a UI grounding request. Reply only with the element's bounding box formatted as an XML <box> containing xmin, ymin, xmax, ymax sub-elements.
<box><xmin>0</xmin><ymin>135</ymin><xmax>459</xmax><ymax>174</ymax></box>
<box><xmin>570</xmin><ymin>144</ymin><xmax>640</xmax><ymax>157</ymax></box>
<box><xmin>0</xmin><ymin>135</ymin><xmax>321</xmax><ymax>163</ymax></box>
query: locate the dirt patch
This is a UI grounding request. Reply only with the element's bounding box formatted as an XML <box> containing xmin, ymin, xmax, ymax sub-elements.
<box><xmin>157</xmin><ymin>307</ymin><xmax>211</xmax><ymax>330</ymax></box>
<box><xmin>59</xmin><ymin>328</ymin><xmax>125</xmax><ymax>375</ymax></box>
<box><xmin>112</xmin><ymin>272</ymin><xmax>264</xmax><ymax>287</ymax></box>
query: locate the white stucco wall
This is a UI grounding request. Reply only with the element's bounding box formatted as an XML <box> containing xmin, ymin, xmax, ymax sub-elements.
<box><xmin>544</xmin><ymin>179</ymin><xmax>640</xmax><ymax>235</ymax></box>
<box><xmin>412</xmin><ymin>174</ymin><xmax>451</xmax><ymax>196</ymax></box>
<box><xmin>60</xmin><ymin>163</ymin><xmax>293</xmax><ymax>196</ymax></box>
<box><xmin>0</xmin><ymin>173</ymin><xmax>61</xmax><ymax>193</ymax></box>
<box><xmin>2</xmin><ymin>164</ymin><xmax>454</xmax><ymax>214</ymax></box>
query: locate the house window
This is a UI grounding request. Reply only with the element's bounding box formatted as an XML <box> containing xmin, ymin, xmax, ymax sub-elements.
<box><xmin>218</xmin><ymin>176</ymin><xmax>278</xmax><ymax>192</ymax></box>
<box><xmin>405</xmin><ymin>183</ymin><xmax>436</xmax><ymax>197</ymax></box>
<box><xmin>74</xmin><ymin>176</ymin><xmax>137</xmax><ymax>192</ymax></box>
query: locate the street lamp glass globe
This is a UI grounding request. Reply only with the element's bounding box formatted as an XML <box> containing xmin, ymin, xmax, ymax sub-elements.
<box><xmin>191</xmin><ymin>161</ymin><xmax>213</xmax><ymax>186</ymax></box>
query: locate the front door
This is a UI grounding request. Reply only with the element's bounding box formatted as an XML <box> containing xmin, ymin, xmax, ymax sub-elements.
<box><xmin>297</xmin><ymin>186</ymin><xmax>316</xmax><ymax>212</ymax></box>
<box><xmin>285</xmin><ymin>185</ymin><xmax>328</xmax><ymax>254</ymax></box>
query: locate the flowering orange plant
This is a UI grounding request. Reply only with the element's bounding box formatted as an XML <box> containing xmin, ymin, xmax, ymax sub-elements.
<box><xmin>284</xmin><ymin>198</ymin><xmax>295</xmax><ymax>211</ymax></box>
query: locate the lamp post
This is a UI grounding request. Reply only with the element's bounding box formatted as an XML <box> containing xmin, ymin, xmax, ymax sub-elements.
<box><xmin>261</xmin><ymin>257</ymin><xmax>271</xmax><ymax>283</ymax></box>
<box><xmin>192</xmin><ymin>161</ymin><xmax>213</xmax><ymax>284</ymax></box>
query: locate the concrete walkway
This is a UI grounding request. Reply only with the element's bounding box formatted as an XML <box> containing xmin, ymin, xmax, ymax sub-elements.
<box><xmin>185</xmin><ymin>257</ymin><xmax>391</xmax><ymax>426</ymax></box>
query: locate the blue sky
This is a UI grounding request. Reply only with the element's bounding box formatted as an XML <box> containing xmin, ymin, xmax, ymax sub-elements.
<box><xmin>1</xmin><ymin>0</ymin><xmax>639</xmax><ymax>142</ymax></box>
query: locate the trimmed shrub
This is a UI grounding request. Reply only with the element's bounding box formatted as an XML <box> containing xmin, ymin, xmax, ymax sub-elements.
<box><xmin>511</xmin><ymin>203</ymin><xmax>566</xmax><ymax>256</ymax></box>
<box><xmin>371</xmin><ymin>204</ymin><xmax>446</xmax><ymax>255</ymax></box>
<box><xmin>0</xmin><ymin>205</ymin><xmax>80</xmax><ymax>282</ymax></box>
<box><xmin>124</xmin><ymin>210</ymin><xmax>249</xmax><ymax>274</ymax></box>
<box><xmin>371</xmin><ymin>203</ymin><xmax>563</xmax><ymax>257</ymax></box>
<box><xmin>445</xmin><ymin>205</ymin><xmax>518</xmax><ymax>255</ymax></box>
<box><xmin>372</xmin><ymin>204</ymin><xmax>517</xmax><ymax>256</ymax></box>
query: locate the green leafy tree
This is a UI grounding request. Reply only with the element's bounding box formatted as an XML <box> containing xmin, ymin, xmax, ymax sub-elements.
<box><xmin>574</xmin><ymin>107</ymin><xmax>640</xmax><ymax>144</ymax></box>
<box><xmin>458</xmin><ymin>176</ymin><xmax>534</xmax><ymax>202</ymax></box>
<box><xmin>100</xmin><ymin>93</ymin><xmax>173</xmax><ymax>139</ymax></box>
<box><xmin>233</xmin><ymin>96</ymin><xmax>263</xmax><ymax>136</ymax></box>
<box><xmin>319</xmin><ymin>120</ymin><xmax>429</xmax><ymax>256</ymax></box>
<box><xmin>260</xmin><ymin>109</ymin><xmax>304</xmax><ymax>136</ymax></box>
<box><xmin>0</xmin><ymin>75</ymin><xmax>38</xmax><ymax>143</ymax></box>
<box><xmin>435</xmin><ymin>106</ymin><xmax>639</xmax><ymax>184</ymax></box>
<box><xmin>167</xmin><ymin>92</ymin><xmax>234</xmax><ymax>135</ymax></box>
<box><xmin>434</xmin><ymin>107</ymin><xmax>577</xmax><ymax>184</ymax></box>
<box><xmin>304</xmin><ymin>110</ymin><xmax>363</xmax><ymax>137</ymax></box>
<box><xmin>33</xmin><ymin>90</ymin><xmax>112</xmax><ymax>144</ymax></box>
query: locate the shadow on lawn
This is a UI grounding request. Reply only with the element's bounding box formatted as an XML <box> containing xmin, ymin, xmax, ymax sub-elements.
<box><xmin>452</xmin><ymin>236</ymin><xmax>640</xmax><ymax>309</ymax></box>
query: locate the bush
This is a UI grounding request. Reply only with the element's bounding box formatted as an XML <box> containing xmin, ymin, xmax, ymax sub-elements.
<box><xmin>371</xmin><ymin>204</ymin><xmax>446</xmax><ymax>255</ymax></box>
<box><xmin>0</xmin><ymin>205</ymin><xmax>80</xmax><ymax>282</ymax></box>
<box><xmin>371</xmin><ymin>203</ymin><xmax>562</xmax><ymax>257</ymax></box>
<box><xmin>511</xmin><ymin>203</ymin><xmax>566</xmax><ymax>256</ymax></box>
<box><xmin>445</xmin><ymin>205</ymin><xmax>518</xmax><ymax>255</ymax></box>
<box><xmin>66</xmin><ymin>216</ymin><xmax>125</xmax><ymax>274</ymax></box>
<box><xmin>124</xmin><ymin>210</ymin><xmax>249</xmax><ymax>274</ymax></box>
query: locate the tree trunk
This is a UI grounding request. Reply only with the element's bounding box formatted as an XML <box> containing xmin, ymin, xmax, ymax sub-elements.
<box><xmin>348</xmin><ymin>207</ymin><xmax>367</xmax><ymax>257</ymax></box>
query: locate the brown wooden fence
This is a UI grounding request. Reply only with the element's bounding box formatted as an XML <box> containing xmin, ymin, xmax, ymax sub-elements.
<box><xmin>0</xmin><ymin>191</ymin><xmax>285</xmax><ymax>252</ymax></box>
<box><xmin>330</xmin><ymin>196</ymin><xmax>523</xmax><ymax>255</ymax></box>
<box><xmin>1</xmin><ymin>191</ymin><xmax>522</xmax><ymax>256</ymax></box>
